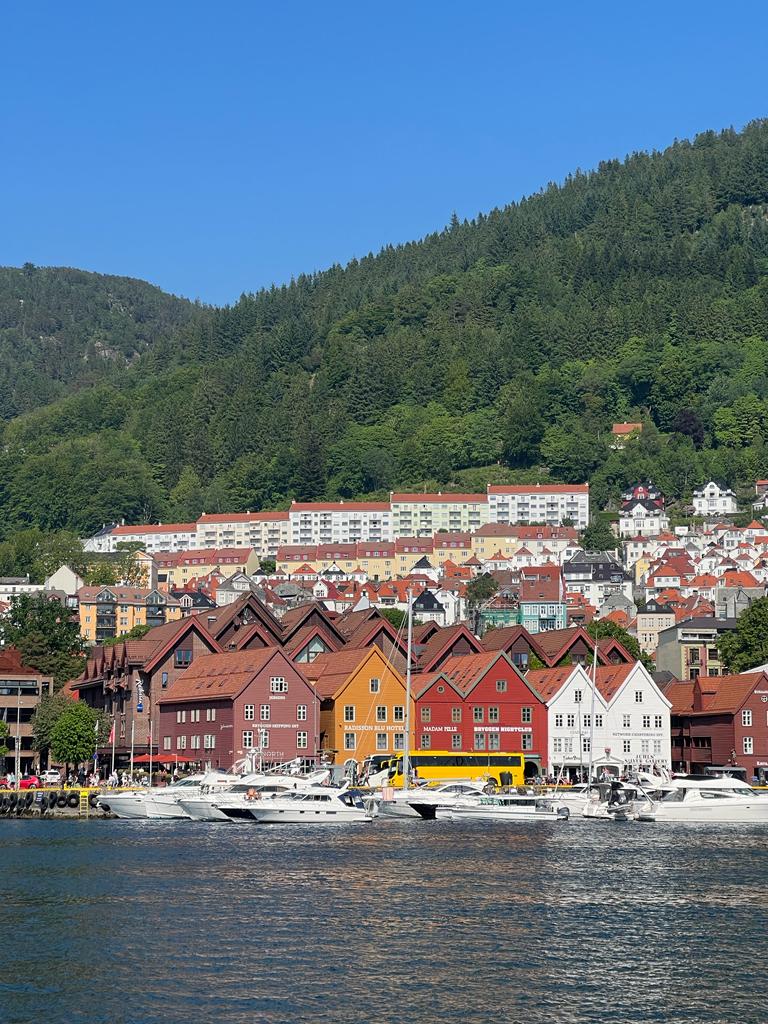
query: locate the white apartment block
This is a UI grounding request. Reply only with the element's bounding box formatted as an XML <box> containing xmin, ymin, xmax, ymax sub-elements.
<box><xmin>390</xmin><ymin>493</ymin><xmax>490</xmax><ymax>538</ymax></box>
<box><xmin>487</xmin><ymin>484</ymin><xmax>589</xmax><ymax>530</ymax></box>
<box><xmin>195</xmin><ymin>512</ymin><xmax>289</xmax><ymax>559</ymax></box>
<box><xmin>107</xmin><ymin>522</ymin><xmax>197</xmax><ymax>553</ymax></box>
<box><xmin>693</xmin><ymin>481</ymin><xmax>738</xmax><ymax>517</ymax></box>
<box><xmin>531</xmin><ymin>663</ymin><xmax>671</xmax><ymax>777</ymax></box>
<box><xmin>288</xmin><ymin>502</ymin><xmax>392</xmax><ymax>545</ymax></box>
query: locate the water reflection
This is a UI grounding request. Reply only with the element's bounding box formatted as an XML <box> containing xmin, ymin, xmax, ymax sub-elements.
<box><xmin>1</xmin><ymin>818</ymin><xmax>766</xmax><ymax>1023</ymax></box>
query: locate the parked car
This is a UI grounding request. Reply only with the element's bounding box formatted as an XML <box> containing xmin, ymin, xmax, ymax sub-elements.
<box><xmin>40</xmin><ymin>769</ymin><xmax>62</xmax><ymax>786</ymax></box>
<box><xmin>0</xmin><ymin>774</ymin><xmax>40</xmax><ymax>790</ymax></box>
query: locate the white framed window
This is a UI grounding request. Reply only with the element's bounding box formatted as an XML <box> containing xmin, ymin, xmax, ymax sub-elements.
<box><xmin>244</xmin><ymin>704</ymin><xmax>255</xmax><ymax>721</ymax></box>
<box><xmin>190</xmin><ymin>709</ymin><xmax>200</xmax><ymax>723</ymax></box>
<box><xmin>623</xmin><ymin>739</ymin><xmax>631</xmax><ymax>754</ymax></box>
<box><xmin>242</xmin><ymin>730</ymin><xmax>253</xmax><ymax>748</ymax></box>
<box><xmin>554</xmin><ymin>714</ymin><xmax>563</xmax><ymax>728</ymax></box>
<box><xmin>595</xmin><ymin>714</ymin><xmax>603</xmax><ymax>728</ymax></box>
<box><xmin>176</xmin><ymin>710</ymin><xmax>186</xmax><ymax>724</ymax></box>
<box><xmin>642</xmin><ymin>715</ymin><xmax>651</xmax><ymax>729</ymax></box>
<box><xmin>451</xmin><ymin>707</ymin><xmax>462</xmax><ymax>723</ymax></box>
<box><xmin>641</xmin><ymin>739</ymin><xmax>650</xmax><ymax>754</ymax></box>
<box><xmin>297</xmin><ymin>704</ymin><xmax>307</xmax><ymax>722</ymax></box>
<box><xmin>654</xmin><ymin>714</ymin><xmax>663</xmax><ymax>728</ymax></box>
<box><xmin>574</xmin><ymin>689</ymin><xmax>582</xmax><ymax>703</ymax></box>
<box><xmin>344</xmin><ymin>732</ymin><xmax>356</xmax><ymax>751</ymax></box>
<box><xmin>163</xmin><ymin>736</ymin><xmax>171</xmax><ymax>750</ymax></box>
<box><xmin>344</xmin><ymin>705</ymin><xmax>355</xmax><ymax>723</ymax></box>
<box><xmin>296</xmin><ymin>731</ymin><xmax>308</xmax><ymax>750</ymax></box>
<box><xmin>393</xmin><ymin>733</ymin><xmax>405</xmax><ymax>750</ymax></box>
<box><xmin>582</xmin><ymin>736</ymin><xmax>590</xmax><ymax>753</ymax></box>
<box><xmin>474</xmin><ymin>732</ymin><xmax>486</xmax><ymax>750</ymax></box>
<box><xmin>496</xmin><ymin>679</ymin><xmax>507</xmax><ymax>693</ymax></box>
<box><xmin>376</xmin><ymin>733</ymin><xmax>387</xmax><ymax>751</ymax></box>
<box><xmin>204</xmin><ymin>734</ymin><xmax>216</xmax><ymax>749</ymax></box>
<box><xmin>177</xmin><ymin>735</ymin><xmax>187</xmax><ymax>749</ymax></box>
<box><xmin>553</xmin><ymin>737</ymin><xmax>563</xmax><ymax>754</ymax></box>
<box><xmin>206</xmin><ymin>708</ymin><xmax>216</xmax><ymax>722</ymax></box>
<box><xmin>653</xmin><ymin>740</ymin><xmax>662</xmax><ymax>755</ymax></box>
<box><xmin>393</xmin><ymin>706</ymin><xmax>404</xmax><ymax>722</ymax></box>
<box><xmin>421</xmin><ymin>706</ymin><xmax>431</xmax><ymax>723</ymax></box>
<box><xmin>635</xmin><ymin>691</ymin><xmax>643</xmax><ymax>703</ymax></box>
<box><xmin>260</xmin><ymin>704</ymin><xmax>270</xmax><ymax>721</ymax></box>
<box><xmin>258</xmin><ymin>729</ymin><xmax>269</xmax><ymax>748</ymax></box>
<box><xmin>270</xmin><ymin>676</ymin><xmax>288</xmax><ymax>694</ymax></box>
<box><xmin>583</xmin><ymin>714</ymin><xmax>591</xmax><ymax>728</ymax></box>
<box><xmin>376</xmin><ymin>706</ymin><xmax>387</xmax><ymax>722</ymax></box>
<box><xmin>623</xmin><ymin>714</ymin><xmax>631</xmax><ymax>728</ymax></box>
<box><xmin>190</xmin><ymin>735</ymin><xmax>200</xmax><ymax>749</ymax></box>
<box><xmin>451</xmin><ymin>734</ymin><xmax>462</xmax><ymax>750</ymax></box>
<box><xmin>421</xmin><ymin>734</ymin><xmax>431</xmax><ymax>750</ymax></box>
<box><xmin>563</xmin><ymin>737</ymin><xmax>573</xmax><ymax>753</ymax></box>
<box><xmin>489</xmin><ymin>707</ymin><xmax>500</xmax><ymax>723</ymax></box>
<box><xmin>742</xmin><ymin>709</ymin><xmax>753</xmax><ymax>727</ymax></box>
<box><xmin>743</xmin><ymin>736</ymin><xmax>754</xmax><ymax>754</ymax></box>
<box><xmin>488</xmin><ymin>732</ymin><xmax>500</xmax><ymax>751</ymax></box>
<box><xmin>369</xmin><ymin>677</ymin><xmax>380</xmax><ymax>693</ymax></box>
<box><xmin>473</xmin><ymin>707</ymin><xmax>483</xmax><ymax>723</ymax></box>
<box><xmin>522</xmin><ymin>733</ymin><xmax>533</xmax><ymax>751</ymax></box>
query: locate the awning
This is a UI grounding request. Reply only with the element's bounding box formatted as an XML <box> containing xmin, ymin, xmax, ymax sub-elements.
<box><xmin>131</xmin><ymin>753</ymin><xmax>196</xmax><ymax>765</ymax></box>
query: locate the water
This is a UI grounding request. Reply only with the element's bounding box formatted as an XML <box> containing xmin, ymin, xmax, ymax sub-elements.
<box><xmin>1</xmin><ymin>817</ymin><xmax>765</xmax><ymax>1024</ymax></box>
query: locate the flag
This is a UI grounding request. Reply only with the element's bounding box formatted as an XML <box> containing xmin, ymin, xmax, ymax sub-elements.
<box><xmin>108</xmin><ymin>723</ymin><xmax>115</xmax><ymax>744</ymax></box>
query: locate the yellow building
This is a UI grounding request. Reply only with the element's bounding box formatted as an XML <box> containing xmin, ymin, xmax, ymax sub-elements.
<box><xmin>156</xmin><ymin>547</ymin><xmax>260</xmax><ymax>589</ymax></box>
<box><xmin>77</xmin><ymin>586</ymin><xmax>184</xmax><ymax>644</ymax></box>
<box><xmin>432</xmin><ymin>533</ymin><xmax>473</xmax><ymax>566</ymax></box>
<box><xmin>304</xmin><ymin>646</ymin><xmax>414</xmax><ymax>762</ymax></box>
<box><xmin>390</xmin><ymin>492</ymin><xmax>489</xmax><ymax>537</ymax></box>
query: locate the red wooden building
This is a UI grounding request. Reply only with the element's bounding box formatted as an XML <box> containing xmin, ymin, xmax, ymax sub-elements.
<box><xmin>157</xmin><ymin>648</ymin><xmax>320</xmax><ymax>770</ymax></box>
<box><xmin>667</xmin><ymin>671</ymin><xmax>768</xmax><ymax>783</ymax></box>
<box><xmin>414</xmin><ymin>651</ymin><xmax>548</xmax><ymax>777</ymax></box>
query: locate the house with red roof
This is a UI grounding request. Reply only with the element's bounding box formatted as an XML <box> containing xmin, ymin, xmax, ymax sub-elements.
<box><xmin>414</xmin><ymin>651</ymin><xmax>548</xmax><ymax>777</ymax></box>
<box><xmin>529</xmin><ymin>661</ymin><xmax>671</xmax><ymax>780</ymax></box>
<box><xmin>158</xmin><ymin>647</ymin><xmax>319</xmax><ymax>770</ymax></box>
<box><xmin>667</xmin><ymin>671</ymin><xmax>768</xmax><ymax>781</ymax></box>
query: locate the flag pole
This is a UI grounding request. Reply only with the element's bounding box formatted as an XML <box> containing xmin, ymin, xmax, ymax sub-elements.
<box><xmin>130</xmin><ymin>719</ymin><xmax>135</xmax><ymax>784</ymax></box>
<box><xmin>111</xmin><ymin>713</ymin><xmax>116</xmax><ymax>776</ymax></box>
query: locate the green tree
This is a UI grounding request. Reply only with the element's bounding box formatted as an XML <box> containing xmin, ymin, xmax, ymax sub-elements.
<box><xmin>168</xmin><ymin>465</ymin><xmax>206</xmax><ymax>521</ymax></box>
<box><xmin>587</xmin><ymin>620</ymin><xmax>654</xmax><ymax>672</ymax></box>
<box><xmin>259</xmin><ymin>558</ymin><xmax>276</xmax><ymax>575</ymax></box>
<box><xmin>718</xmin><ymin>598</ymin><xmax>768</xmax><ymax>672</ymax></box>
<box><xmin>581</xmin><ymin>520</ymin><xmax>619</xmax><ymax>551</ymax></box>
<box><xmin>0</xmin><ymin>719</ymin><xmax>8</xmax><ymax>758</ymax></box>
<box><xmin>101</xmin><ymin>623</ymin><xmax>152</xmax><ymax>646</ymax></box>
<box><xmin>0</xmin><ymin>593</ymin><xmax>85</xmax><ymax>689</ymax></box>
<box><xmin>31</xmin><ymin>691</ymin><xmax>76</xmax><ymax>759</ymax></box>
<box><xmin>50</xmin><ymin>701</ymin><xmax>100</xmax><ymax>767</ymax></box>
<box><xmin>380</xmin><ymin>608</ymin><xmax>406</xmax><ymax>629</ymax></box>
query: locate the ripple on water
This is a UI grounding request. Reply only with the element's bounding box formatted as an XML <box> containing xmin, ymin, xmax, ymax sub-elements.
<box><xmin>0</xmin><ymin>818</ymin><xmax>766</xmax><ymax>1024</ymax></box>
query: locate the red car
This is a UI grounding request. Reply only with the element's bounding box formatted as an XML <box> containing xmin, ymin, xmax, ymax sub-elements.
<box><xmin>0</xmin><ymin>775</ymin><xmax>40</xmax><ymax>789</ymax></box>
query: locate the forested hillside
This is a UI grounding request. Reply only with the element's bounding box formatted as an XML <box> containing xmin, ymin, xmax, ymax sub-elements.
<box><xmin>3</xmin><ymin>121</ymin><xmax>768</xmax><ymax>539</ymax></box>
<box><xmin>0</xmin><ymin>266</ymin><xmax>197</xmax><ymax>418</ymax></box>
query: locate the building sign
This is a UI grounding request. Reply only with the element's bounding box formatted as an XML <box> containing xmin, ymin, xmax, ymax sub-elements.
<box><xmin>473</xmin><ymin>726</ymin><xmax>532</xmax><ymax>734</ymax></box>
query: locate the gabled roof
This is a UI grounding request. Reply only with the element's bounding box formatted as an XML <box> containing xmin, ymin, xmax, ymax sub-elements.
<box><xmin>416</xmin><ymin>651</ymin><xmax>543</xmax><ymax>701</ymax></box>
<box><xmin>303</xmin><ymin>646</ymin><xmax>401</xmax><ymax>699</ymax></box>
<box><xmin>415</xmin><ymin>623</ymin><xmax>483</xmax><ymax>673</ymax></box>
<box><xmin>158</xmin><ymin>648</ymin><xmax>299</xmax><ymax>703</ymax></box>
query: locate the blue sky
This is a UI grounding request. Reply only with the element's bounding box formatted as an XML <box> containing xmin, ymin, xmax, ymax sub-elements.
<box><xmin>1</xmin><ymin>1</ymin><xmax>766</xmax><ymax>305</ymax></box>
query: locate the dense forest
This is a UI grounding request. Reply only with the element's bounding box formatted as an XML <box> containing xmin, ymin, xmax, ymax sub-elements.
<box><xmin>3</xmin><ymin>121</ymin><xmax>768</xmax><ymax>543</ymax></box>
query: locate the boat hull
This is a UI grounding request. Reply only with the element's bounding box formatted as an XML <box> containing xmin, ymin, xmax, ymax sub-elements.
<box><xmin>99</xmin><ymin>794</ymin><xmax>147</xmax><ymax>818</ymax></box>
<box><xmin>144</xmin><ymin>797</ymin><xmax>191</xmax><ymax>820</ymax></box>
<box><xmin>178</xmin><ymin>797</ymin><xmax>231</xmax><ymax>822</ymax></box>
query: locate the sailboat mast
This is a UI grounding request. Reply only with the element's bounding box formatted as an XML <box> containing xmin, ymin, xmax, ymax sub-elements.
<box><xmin>403</xmin><ymin>588</ymin><xmax>413</xmax><ymax>792</ymax></box>
<box><xmin>586</xmin><ymin>632</ymin><xmax>598</xmax><ymax>788</ymax></box>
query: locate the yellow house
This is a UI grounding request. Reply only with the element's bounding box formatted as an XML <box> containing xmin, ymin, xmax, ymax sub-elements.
<box><xmin>157</xmin><ymin>547</ymin><xmax>260</xmax><ymax>589</ymax></box>
<box><xmin>432</xmin><ymin>532</ymin><xmax>473</xmax><ymax>566</ymax></box>
<box><xmin>77</xmin><ymin>586</ymin><xmax>183</xmax><ymax>644</ymax></box>
<box><xmin>304</xmin><ymin>646</ymin><xmax>414</xmax><ymax>762</ymax></box>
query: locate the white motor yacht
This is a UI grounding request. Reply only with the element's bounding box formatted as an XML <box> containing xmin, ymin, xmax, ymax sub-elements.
<box><xmin>144</xmin><ymin>773</ymin><xmax>233</xmax><ymax>819</ymax></box>
<box><xmin>219</xmin><ymin>785</ymin><xmax>377</xmax><ymax>824</ymax></box>
<box><xmin>635</xmin><ymin>775</ymin><xmax>768</xmax><ymax>823</ymax></box>
<box><xmin>97</xmin><ymin>790</ymin><xmax>148</xmax><ymax>819</ymax></box>
<box><xmin>188</xmin><ymin>769</ymin><xmax>332</xmax><ymax>821</ymax></box>
<box><xmin>380</xmin><ymin>781</ymin><xmax>488</xmax><ymax>819</ymax></box>
<box><xmin>436</xmin><ymin>792</ymin><xmax>570</xmax><ymax>822</ymax></box>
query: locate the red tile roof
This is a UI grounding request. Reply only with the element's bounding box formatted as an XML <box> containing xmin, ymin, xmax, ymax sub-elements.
<box><xmin>159</xmin><ymin>648</ymin><xmax>292</xmax><ymax>702</ymax></box>
<box><xmin>290</xmin><ymin>501</ymin><xmax>389</xmax><ymax>512</ymax></box>
<box><xmin>390</xmin><ymin>493</ymin><xmax>487</xmax><ymax>504</ymax></box>
<box><xmin>487</xmin><ymin>483</ymin><xmax>589</xmax><ymax>494</ymax></box>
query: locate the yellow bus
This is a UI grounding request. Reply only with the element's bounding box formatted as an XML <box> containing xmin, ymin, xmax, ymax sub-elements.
<box><xmin>386</xmin><ymin>751</ymin><xmax>525</xmax><ymax>788</ymax></box>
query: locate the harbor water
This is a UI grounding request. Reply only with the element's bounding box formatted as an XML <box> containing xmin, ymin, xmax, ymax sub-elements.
<box><xmin>1</xmin><ymin>817</ymin><xmax>765</xmax><ymax>1024</ymax></box>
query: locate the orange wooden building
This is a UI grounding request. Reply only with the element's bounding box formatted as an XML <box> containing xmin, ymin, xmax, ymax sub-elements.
<box><xmin>304</xmin><ymin>646</ymin><xmax>413</xmax><ymax>762</ymax></box>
